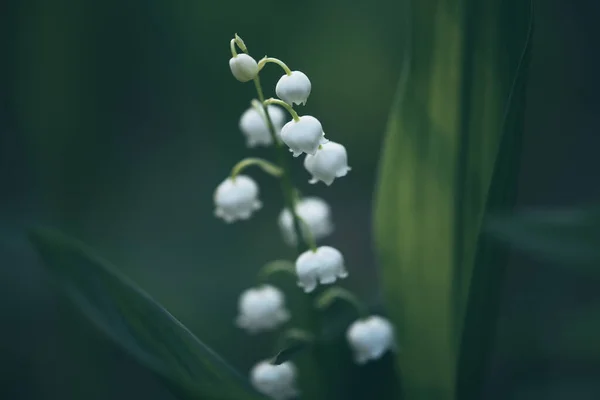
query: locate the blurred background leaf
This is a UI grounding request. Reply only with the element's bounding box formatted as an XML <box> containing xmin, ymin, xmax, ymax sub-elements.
<box><xmin>29</xmin><ymin>228</ymin><xmax>265</xmax><ymax>400</ymax></box>
<box><xmin>373</xmin><ymin>0</ymin><xmax>533</xmax><ymax>399</ymax></box>
<box><xmin>485</xmin><ymin>205</ymin><xmax>600</xmax><ymax>268</ymax></box>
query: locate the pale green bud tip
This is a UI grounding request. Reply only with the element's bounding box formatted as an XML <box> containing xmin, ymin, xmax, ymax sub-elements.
<box><xmin>229</xmin><ymin>53</ymin><xmax>259</xmax><ymax>82</ymax></box>
<box><xmin>234</xmin><ymin>33</ymin><xmax>247</xmax><ymax>52</ymax></box>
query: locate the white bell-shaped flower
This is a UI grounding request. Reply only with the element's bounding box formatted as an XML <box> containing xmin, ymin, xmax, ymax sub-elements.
<box><xmin>239</xmin><ymin>105</ymin><xmax>286</xmax><ymax>147</ymax></box>
<box><xmin>280</xmin><ymin>116</ymin><xmax>327</xmax><ymax>157</ymax></box>
<box><xmin>295</xmin><ymin>246</ymin><xmax>348</xmax><ymax>293</ymax></box>
<box><xmin>276</xmin><ymin>71</ymin><xmax>312</xmax><ymax>106</ymax></box>
<box><xmin>214</xmin><ymin>175</ymin><xmax>261</xmax><ymax>223</ymax></box>
<box><xmin>346</xmin><ymin>315</ymin><xmax>396</xmax><ymax>364</ymax></box>
<box><xmin>304</xmin><ymin>141</ymin><xmax>351</xmax><ymax>186</ymax></box>
<box><xmin>278</xmin><ymin>197</ymin><xmax>333</xmax><ymax>246</ymax></box>
<box><xmin>250</xmin><ymin>361</ymin><xmax>299</xmax><ymax>400</ymax></box>
<box><xmin>235</xmin><ymin>285</ymin><xmax>290</xmax><ymax>334</ymax></box>
<box><xmin>229</xmin><ymin>54</ymin><xmax>259</xmax><ymax>82</ymax></box>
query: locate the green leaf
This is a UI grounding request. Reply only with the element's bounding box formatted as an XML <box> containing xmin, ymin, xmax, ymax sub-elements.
<box><xmin>257</xmin><ymin>260</ymin><xmax>295</xmax><ymax>282</ymax></box>
<box><xmin>314</xmin><ymin>287</ymin><xmax>368</xmax><ymax>317</ymax></box>
<box><xmin>485</xmin><ymin>206</ymin><xmax>600</xmax><ymax>269</ymax></box>
<box><xmin>28</xmin><ymin>227</ymin><xmax>265</xmax><ymax>400</ymax></box>
<box><xmin>271</xmin><ymin>328</ymin><xmax>313</xmax><ymax>365</ymax></box>
<box><xmin>373</xmin><ymin>0</ymin><xmax>533</xmax><ymax>399</ymax></box>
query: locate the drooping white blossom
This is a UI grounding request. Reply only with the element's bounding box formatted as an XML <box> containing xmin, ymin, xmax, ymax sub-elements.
<box><xmin>275</xmin><ymin>71</ymin><xmax>312</xmax><ymax>106</ymax></box>
<box><xmin>214</xmin><ymin>175</ymin><xmax>261</xmax><ymax>223</ymax></box>
<box><xmin>229</xmin><ymin>53</ymin><xmax>259</xmax><ymax>82</ymax></box>
<box><xmin>250</xmin><ymin>361</ymin><xmax>299</xmax><ymax>400</ymax></box>
<box><xmin>346</xmin><ymin>315</ymin><xmax>396</xmax><ymax>364</ymax></box>
<box><xmin>295</xmin><ymin>246</ymin><xmax>348</xmax><ymax>293</ymax></box>
<box><xmin>303</xmin><ymin>141</ymin><xmax>351</xmax><ymax>186</ymax></box>
<box><xmin>239</xmin><ymin>105</ymin><xmax>286</xmax><ymax>147</ymax></box>
<box><xmin>278</xmin><ymin>197</ymin><xmax>333</xmax><ymax>246</ymax></box>
<box><xmin>235</xmin><ymin>285</ymin><xmax>290</xmax><ymax>334</ymax></box>
<box><xmin>280</xmin><ymin>116</ymin><xmax>327</xmax><ymax>157</ymax></box>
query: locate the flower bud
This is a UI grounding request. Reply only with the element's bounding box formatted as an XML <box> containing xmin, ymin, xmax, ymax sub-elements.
<box><xmin>250</xmin><ymin>361</ymin><xmax>299</xmax><ymax>400</ymax></box>
<box><xmin>235</xmin><ymin>285</ymin><xmax>290</xmax><ymax>334</ymax></box>
<box><xmin>239</xmin><ymin>105</ymin><xmax>286</xmax><ymax>147</ymax></box>
<box><xmin>295</xmin><ymin>246</ymin><xmax>348</xmax><ymax>293</ymax></box>
<box><xmin>275</xmin><ymin>71</ymin><xmax>312</xmax><ymax>106</ymax></box>
<box><xmin>214</xmin><ymin>175</ymin><xmax>261</xmax><ymax>223</ymax></box>
<box><xmin>229</xmin><ymin>54</ymin><xmax>259</xmax><ymax>82</ymax></box>
<box><xmin>303</xmin><ymin>141</ymin><xmax>351</xmax><ymax>186</ymax></box>
<box><xmin>278</xmin><ymin>197</ymin><xmax>333</xmax><ymax>246</ymax></box>
<box><xmin>280</xmin><ymin>116</ymin><xmax>327</xmax><ymax>157</ymax></box>
<box><xmin>346</xmin><ymin>315</ymin><xmax>396</xmax><ymax>364</ymax></box>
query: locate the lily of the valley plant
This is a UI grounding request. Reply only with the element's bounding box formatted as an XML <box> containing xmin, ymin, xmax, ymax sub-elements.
<box><xmin>219</xmin><ymin>34</ymin><xmax>396</xmax><ymax>399</ymax></box>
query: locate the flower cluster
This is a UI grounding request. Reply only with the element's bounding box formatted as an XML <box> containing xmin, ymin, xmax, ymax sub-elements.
<box><xmin>218</xmin><ymin>34</ymin><xmax>395</xmax><ymax>399</ymax></box>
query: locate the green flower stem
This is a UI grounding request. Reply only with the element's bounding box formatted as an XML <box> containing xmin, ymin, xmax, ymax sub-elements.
<box><xmin>263</xmin><ymin>98</ymin><xmax>300</xmax><ymax>122</ymax></box>
<box><xmin>258</xmin><ymin>57</ymin><xmax>293</xmax><ymax>75</ymax></box>
<box><xmin>242</xmin><ymin>39</ymin><xmax>327</xmax><ymax>399</ymax></box>
<box><xmin>230</xmin><ymin>158</ymin><xmax>283</xmax><ymax>180</ymax></box>
<box><xmin>297</xmin><ymin>216</ymin><xmax>318</xmax><ymax>252</ymax></box>
<box><xmin>252</xmin><ymin>76</ymin><xmax>306</xmax><ymax>254</ymax></box>
<box><xmin>282</xmin><ymin>327</ymin><xmax>315</xmax><ymax>343</ymax></box>
<box><xmin>271</xmin><ymin>328</ymin><xmax>315</xmax><ymax>366</ymax></box>
<box><xmin>315</xmin><ymin>287</ymin><xmax>369</xmax><ymax>318</ymax></box>
<box><xmin>229</xmin><ymin>39</ymin><xmax>237</xmax><ymax>57</ymax></box>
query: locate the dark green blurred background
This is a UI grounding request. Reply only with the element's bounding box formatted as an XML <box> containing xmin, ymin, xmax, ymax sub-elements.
<box><xmin>1</xmin><ymin>0</ymin><xmax>599</xmax><ymax>399</ymax></box>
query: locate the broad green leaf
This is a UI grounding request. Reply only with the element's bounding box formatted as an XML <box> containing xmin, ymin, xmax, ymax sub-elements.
<box><xmin>485</xmin><ymin>206</ymin><xmax>600</xmax><ymax>269</ymax></box>
<box><xmin>29</xmin><ymin>228</ymin><xmax>265</xmax><ymax>400</ymax></box>
<box><xmin>373</xmin><ymin>0</ymin><xmax>533</xmax><ymax>399</ymax></box>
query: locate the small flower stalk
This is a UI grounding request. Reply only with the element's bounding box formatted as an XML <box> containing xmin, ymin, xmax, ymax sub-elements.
<box><xmin>236</xmin><ymin>285</ymin><xmax>290</xmax><ymax>333</ymax></box>
<box><xmin>346</xmin><ymin>315</ymin><xmax>396</xmax><ymax>364</ymax></box>
<box><xmin>250</xmin><ymin>361</ymin><xmax>299</xmax><ymax>400</ymax></box>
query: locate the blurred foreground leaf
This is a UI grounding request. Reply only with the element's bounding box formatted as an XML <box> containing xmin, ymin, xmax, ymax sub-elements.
<box><xmin>373</xmin><ymin>0</ymin><xmax>533</xmax><ymax>399</ymax></box>
<box><xmin>29</xmin><ymin>228</ymin><xmax>265</xmax><ymax>400</ymax></box>
<box><xmin>485</xmin><ymin>206</ymin><xmax>600</xmax><ymax>269</ymax></box>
